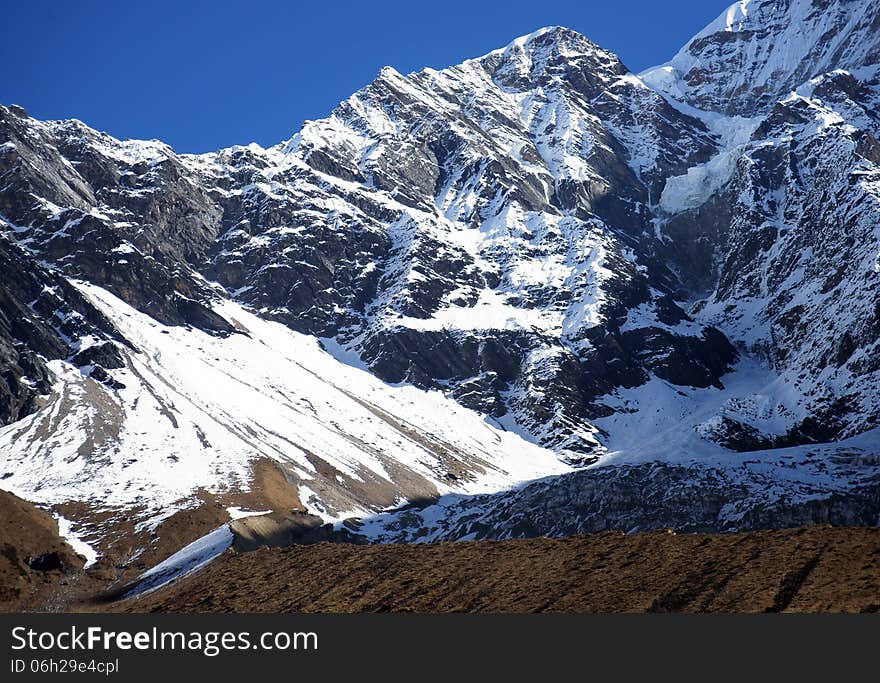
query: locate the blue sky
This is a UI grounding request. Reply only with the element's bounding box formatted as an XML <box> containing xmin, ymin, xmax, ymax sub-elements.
<box><xmin>1</xmin><ymin>0</ymin><xmax>730</xmax><ymax>152</ymax></box>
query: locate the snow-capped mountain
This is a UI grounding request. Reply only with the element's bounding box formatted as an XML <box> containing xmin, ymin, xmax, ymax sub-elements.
<box><xmin>187</xmin><ymin>26</ymin><xmax>736</xmax><ymax>463</ymax></box>
<box><xmin>1</xmin><ymin>0</ymin><xmax>879</xmax><ymax>566</ymax></box>
<box><xmin>641</xmin><ymin>0</ymin><xmax>880</xmax><ymax>115</ymax></box>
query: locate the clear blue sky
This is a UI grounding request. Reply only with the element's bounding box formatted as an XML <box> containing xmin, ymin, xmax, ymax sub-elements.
<box><xmin>1</xmin><ymin>0</ymin><xmax>729</xmax><ymax>153</ymax></box>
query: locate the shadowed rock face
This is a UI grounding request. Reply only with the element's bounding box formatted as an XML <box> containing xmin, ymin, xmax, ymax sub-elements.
<box><xmin>339</xmin><ymin>438</ymin><xmax>880</xmax><ymax>543</ymax></box>
<box><xmin>0</xmin><ymin>108</ymin><xmax>233</xmax><ymax>336</ymax></box>
<box><xmin>683</xmin><ymin>69</ymin><xmax>880</xmax><ymax>443</ymax></box>
<box><xmin>0</xmin><ymin>234</ymin><xmax>125</xmax><ymax>425</ymax></box>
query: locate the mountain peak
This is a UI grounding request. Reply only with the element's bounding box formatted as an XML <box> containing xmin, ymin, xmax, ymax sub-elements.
<box><xmin>495</xmin><ymin>24</ymin><xmax>605</xmax><ymax>58</ymax></box>
<box><xmin>642</xmin><ymin>0</ymin><xmax>880</xmax><ymax>114</ymax></box>
<box><xmin>688</xmin><ymin>0</ymin><xmax>750</xmax><ymax>41</ymax></box>
<box><xmin>508</xmin><ymin>25</ymin><xmax>583</xmax><ymax>45</ymax></box>
<box><xmin>474</xmin><ymin>24</ymin><xmax>626</xmax><ymax>93</ymax></box>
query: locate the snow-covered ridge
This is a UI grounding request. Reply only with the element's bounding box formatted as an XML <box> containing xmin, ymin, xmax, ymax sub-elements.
<box><xmin>691</xmin><ymin>0</ymin><xmax>751</xmax><ymax>40</ymax></box>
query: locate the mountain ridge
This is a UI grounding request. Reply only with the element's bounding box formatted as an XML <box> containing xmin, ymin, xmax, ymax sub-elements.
<box><xmin>1</xmin><ymin>0</ymin><xmax>879</xmax><ymax>573</ymax></box>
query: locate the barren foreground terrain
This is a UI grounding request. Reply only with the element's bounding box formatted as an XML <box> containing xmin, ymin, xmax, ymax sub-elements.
<box><xmin>106</xmin><ymin>526</ymin><xmax>880</xmax><ymax>613</ymax></box>
<box><xmin>4</xmin><ymin>490</ymin><xmax>877</xmax><ymax>614</ymax></box>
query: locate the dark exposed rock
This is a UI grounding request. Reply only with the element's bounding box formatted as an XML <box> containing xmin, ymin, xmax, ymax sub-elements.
<box><xmin>0</xmin><ymin>233</ymin><xmax>125</xmax><ymax>425</ymax></box>
<box><xmin>1</xmin><ymin>107</ymin><xmax>232</xmax><ymax>337</ymax></box>
<box><xmin>26</xmin><ymin>551</ymin><xmax>65</xmax><ymax>572</ymax></box>
<box><xmin>174</xmin><ymin>296</ymin><xmax>236</xmax><ymax>336</ymax></box>
<box><xmin>71</xmin><ymin>341</ymin><xmax>125</xmax><ymax>370</ymax></box>
<box><xmin>618</xmin><ymin>326</ymin><xmax>737</xmax><ymax>389</ymax></box>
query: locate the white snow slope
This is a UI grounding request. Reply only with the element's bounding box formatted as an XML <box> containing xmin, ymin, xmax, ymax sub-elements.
<box><xmin>0</xmin><ymin>282</ymin><xmax>570</xmax><ymax>539</ymax></box>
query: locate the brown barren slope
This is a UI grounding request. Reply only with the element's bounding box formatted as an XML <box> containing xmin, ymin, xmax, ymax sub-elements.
<box><xmin>1</xmin><ymin>459</ymin><xmax>309</xmax><ymax>613</ymax></box>
<box><xmin>0</xmin><ymin>490</ymin><xmax>88</xmax><ymax>612</ymax></box>
<box><xmin>106</xmin><ymin>526</ymin><xmax>880</xmax><ymax>613</ymax></box>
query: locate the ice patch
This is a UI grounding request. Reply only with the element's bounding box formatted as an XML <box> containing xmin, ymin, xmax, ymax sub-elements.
<box><xmin>226</xmin><ymin>507</ymin><xmax>271</xmax><ymax>520</ymax></box>
<box><xmin>659</xmin><ymin>114</ymin><xmax>761</xmax><ymax>213</ymax></box>
<box><xmin>124</xmin><ymin>525</ymin><xmax>234</xmax><ymax>598</ymax></box>
<box><xmin>54</xmin><ymin>514</ymin><xmax>98</xmax><ymax>569</ymax></box>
